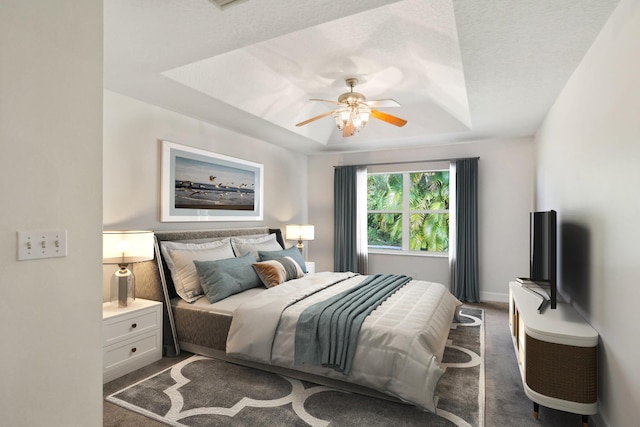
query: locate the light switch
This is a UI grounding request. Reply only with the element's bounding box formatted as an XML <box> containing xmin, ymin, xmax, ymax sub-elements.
<box><xmin>17</xmin><ymin>230</ymin><xmax>68</xmax><ymax>261</ymax></box>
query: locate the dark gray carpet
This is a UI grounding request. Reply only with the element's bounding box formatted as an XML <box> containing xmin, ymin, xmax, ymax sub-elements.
<box><xmin>106</xmin><ymin>308</ymin><xmax>484</xmax><ymax>427</ymax></box>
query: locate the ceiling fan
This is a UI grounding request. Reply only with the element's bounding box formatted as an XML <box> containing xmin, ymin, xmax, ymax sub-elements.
<box><xmin>296</xmin><ymin>78</ymin><xmax>407</xmax><ymax>138</ymax></box>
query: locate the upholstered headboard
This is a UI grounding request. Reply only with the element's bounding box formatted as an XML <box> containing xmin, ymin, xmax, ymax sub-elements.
<box><xmin>134</xmin><ymin>227</ymin><xmax>284</xmax><ymax>356</ymax></box>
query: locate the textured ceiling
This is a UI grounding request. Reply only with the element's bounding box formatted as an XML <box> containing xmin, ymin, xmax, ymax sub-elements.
<box><xmin>104</xmin><ymin>0</ymin><xmax>620</xmax><ymax>154</ymax></box>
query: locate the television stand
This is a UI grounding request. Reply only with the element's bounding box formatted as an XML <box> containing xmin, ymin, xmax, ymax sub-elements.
<box><xmin>509</xmin><ymin>282</ymin><xmax>598</xmax><ymax>426</ymax></box>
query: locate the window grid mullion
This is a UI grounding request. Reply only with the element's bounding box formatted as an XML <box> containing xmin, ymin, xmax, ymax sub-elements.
<box><xmin>409</xmin><ymin>210</ymin><xmax>449</xmax><ymax>214</ymax></box>
<box><xmin>402</xmin><ymin>173</ymin><xmax>410</xmax><ymax>251</ymax></box>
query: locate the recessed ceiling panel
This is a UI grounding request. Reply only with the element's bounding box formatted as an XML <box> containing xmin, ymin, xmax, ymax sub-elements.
<box><xmin>162</xmin><ymin>0</ymin><xmax>471</xmax><ymax>145</ymax></box>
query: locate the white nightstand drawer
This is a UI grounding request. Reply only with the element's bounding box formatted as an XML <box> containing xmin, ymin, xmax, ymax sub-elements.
<box><xmin>103</xmin><ymin>307</ymin><xmax>159</xmax><ymax>346</ymax></box>
<box><xmin>103</xmin><ymin>331</ymin><xmax>161</xmax><ymax>382</ymax></box>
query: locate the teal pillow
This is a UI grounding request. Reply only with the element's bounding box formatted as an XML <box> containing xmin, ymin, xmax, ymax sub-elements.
<box><xmin>194</xmin><ymin>253</ymin><xmax>262</xmax><ymax>303</ymax></box>
<box><xmin>258</xmin><ymin>246</ymin><xmax>307</xmax><ymax>273</ymax></box>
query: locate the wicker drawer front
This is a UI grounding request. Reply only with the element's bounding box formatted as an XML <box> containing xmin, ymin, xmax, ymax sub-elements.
<box><xmin>525</xmin><ymin>334</ymin><xmax>597</xmax><ymax>404</ymax></box>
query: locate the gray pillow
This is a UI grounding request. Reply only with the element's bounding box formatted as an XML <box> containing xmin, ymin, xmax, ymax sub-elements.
<box><xmin>258</xmin><ymin>245</ymin><xmax>307</xmax><ymax>273</ymax></box>
<box><xmin>194</xmin><ymin>253</ymin><xmax>262</xmax><ymax>303</ymax></box>
<box><xmin>160</xmin><ymin>238</ymin><xmax>235</xmax><ymax>302</ymax></box>
<box><xmin>230</xmin><ymin>234</ymin><xmax>282</xmax><ymax>260</ymax></box>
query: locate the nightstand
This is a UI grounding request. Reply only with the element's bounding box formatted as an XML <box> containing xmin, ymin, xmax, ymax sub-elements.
<box><xmin>102</xmin><ymin>298</ymin><xmax>162</xmax><ymax>383</ymax></box>
<box><xmin>305</xmin><ymin>261</ymin><xmax>316</xmax><ymax>274</ymax></box>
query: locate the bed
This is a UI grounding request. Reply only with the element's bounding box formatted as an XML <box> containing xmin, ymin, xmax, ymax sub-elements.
<box><xmin>134</xmin><ymin>227</ymin><xmax>461</xmax><ymax>413</ymax></box>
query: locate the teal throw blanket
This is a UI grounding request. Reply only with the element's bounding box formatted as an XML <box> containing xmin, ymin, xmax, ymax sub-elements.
<box><xmin>294</xmin><ymin>274</ymin><xmax>411</xmax><ymax>374</ymax></box>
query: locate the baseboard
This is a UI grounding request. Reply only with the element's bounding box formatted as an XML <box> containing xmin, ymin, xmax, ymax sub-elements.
<box><xmin>592</xmin><ymin>413</ymin><xmax>607</xmax><ymax>427</ymax></box>
<box><xmin>480</xmin><ymin>291</ymin><xmax>509</xmax><ymax>303</ymax></box>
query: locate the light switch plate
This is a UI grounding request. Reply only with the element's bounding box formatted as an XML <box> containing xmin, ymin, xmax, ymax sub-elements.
<box><xmin>17</xmin><ymin>230</ymin><xmax>68</xmax><ymax>261</ymax></box>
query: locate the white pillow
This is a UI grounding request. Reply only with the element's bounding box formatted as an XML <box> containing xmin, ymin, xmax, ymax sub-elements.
<box><xmin>160</xmin><ymin>238</ymin><xmax>235</xmax><ymax>302</ymax></box>
<box><xmin>230</xmin><ymin>234</ymin><xmax>282</xmax><ymax>260</ymax></box>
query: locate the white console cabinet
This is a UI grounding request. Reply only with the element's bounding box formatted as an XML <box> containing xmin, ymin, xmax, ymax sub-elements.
<box><xmin>102</xmin><ymin>298</ymin><xmax>162</xmax><ymax>383</ymax></box>
<box><xmin>509</xmin><ymin>282</ymin><xmax>598</xmax><ymax>427</ymax></box>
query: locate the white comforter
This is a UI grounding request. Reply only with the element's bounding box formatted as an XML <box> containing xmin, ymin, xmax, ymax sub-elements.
<box><xmin>226</xmin><ymin>272</ymin><xmax>461</xmax><ymax>412</ymax></box>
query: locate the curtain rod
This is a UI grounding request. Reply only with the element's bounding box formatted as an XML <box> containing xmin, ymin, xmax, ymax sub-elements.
<box><xmin>334</xmin><ymin>156</ymin><xmax>479</xmax><ymax>168</ymax></box>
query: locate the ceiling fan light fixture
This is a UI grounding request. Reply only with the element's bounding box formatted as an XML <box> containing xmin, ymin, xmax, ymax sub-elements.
<box><xmin>340</xmin><ymin>109</ymin><xmax>351</xmax><ymax>124</ymax></box>
<box><xmin>358</xmin><ymin>105</ymin><xmax>371</xmax><ymax>125</ymax></box>
<box><xmin>333</xmin><ymin>111</ymin><xmax>345</xmax><ymax>130</ymax></box>
<box><xmin>296</xmin><ymin>78</ymin><xmax>406</xmax><ymax>137</ymax></box>
<box><xmin>352</xmin><ymin>109</ymin><xmax>365</xmax><ymax>131</ymax></box>
<box><xmin>331</xmin><ymin>104</ymin><xmax>371</xmax><ymax>133</ymax></box>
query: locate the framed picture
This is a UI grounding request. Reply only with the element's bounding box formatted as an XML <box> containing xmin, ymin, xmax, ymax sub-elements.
<box><xmin>161</xmin><ymin>140</ymin><xmax>263</xmax><ymax>222</ymax></box>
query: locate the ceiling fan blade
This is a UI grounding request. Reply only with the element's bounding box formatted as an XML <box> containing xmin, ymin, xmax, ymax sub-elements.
<box><xmin>295</xmin><ymin>110</ymin><xmax>335</xmax><ymax>127</ymax></box>
<box><xmin>343</xmin><ymin>121</ymin><xmax>355</xmax><ymax>137</ymax></box>
<box><xmin>364</xmin><ymin>99</ymin><xmax>401</xmax><ymax>108</ymax></box>
<box><xmin>309</xmin><ymin>98</ymin><xmax>341</xmax><ymax>105</ymax></box>
<box><xmin>371</xmin><ymin>109</ymin><xmax>407</xmax><ymax>127</ymax></box>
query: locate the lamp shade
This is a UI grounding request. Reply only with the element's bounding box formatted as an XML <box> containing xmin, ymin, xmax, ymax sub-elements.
<box><xmin>103</xmin><ymin>230</ymin><xmax>154</xmax><ymax>264</ymax></box>
<box><xmin>285</xmin><ymin>224</ymin><xmax>315</xmax><ymax>241</ymax></box>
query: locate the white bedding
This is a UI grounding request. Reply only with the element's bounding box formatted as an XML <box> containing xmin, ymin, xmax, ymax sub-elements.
<box><xmin>227</xmin><ymin>271</ymin><xmax>461</xmax><ymax>412</ymax></box>
<box><xmin>172</xmin><ymin>287</ymin><xmax>265</xmax><ymax>316</ymax></box>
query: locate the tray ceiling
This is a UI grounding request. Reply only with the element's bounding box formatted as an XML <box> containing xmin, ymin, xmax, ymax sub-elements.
<box><xmin>104</xmin><ymin>0</ymin><xmax>620</xmax><ymax>153</ymax></box>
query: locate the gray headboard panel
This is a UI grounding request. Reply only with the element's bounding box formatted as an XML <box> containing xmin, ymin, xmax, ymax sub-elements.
<box><xmin>134</xmin><ymin>227</ymin><xmax>284</xmax><ymax>357</ymax></box>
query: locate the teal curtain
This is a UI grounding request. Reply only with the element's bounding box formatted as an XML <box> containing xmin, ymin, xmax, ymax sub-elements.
<box><xmin>334</xmin><ymin>166</ymin><xmax>368</xmax><ymax>273</ymax></box>
<box><xmin>453</xmin><ymin>158</ymin><xmax>479</xmax><ymax>302</ymax></box>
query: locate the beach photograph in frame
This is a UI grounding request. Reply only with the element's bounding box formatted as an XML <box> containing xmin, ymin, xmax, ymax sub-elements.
<box><xmin>161</xmin><ymin>140</ymin><xmax>263</xmax><ymax>222</ymax></box>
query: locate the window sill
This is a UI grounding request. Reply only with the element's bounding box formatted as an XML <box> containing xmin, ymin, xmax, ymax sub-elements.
<box><xmin>368</xmin><ymin>249</ymin><xmax>448</xmax><ymax>258</ymax></box>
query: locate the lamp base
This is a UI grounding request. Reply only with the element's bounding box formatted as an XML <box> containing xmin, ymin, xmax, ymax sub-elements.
<box><xmin>110</xmin><ymin>264</ymin><xmax>135</xmax><ymax>308</ymax></box>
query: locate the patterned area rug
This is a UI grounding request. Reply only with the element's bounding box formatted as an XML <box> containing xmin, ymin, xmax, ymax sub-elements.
<box><xmin>107</xmin><ymin>308</ymin><xmax>484</xmax><ymax>427</ymax></box>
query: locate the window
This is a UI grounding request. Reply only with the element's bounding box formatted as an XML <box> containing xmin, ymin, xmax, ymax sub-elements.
<box><xmin>367</xmin><ymin>170</ymin><xmax>450</xmax><ymax>254</ymax></box>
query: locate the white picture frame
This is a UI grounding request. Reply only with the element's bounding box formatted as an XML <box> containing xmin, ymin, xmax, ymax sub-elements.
<box><xmin>161</xmin><ymin>140</ymin><xmax>264</xmax><ymax>222</ymax></box>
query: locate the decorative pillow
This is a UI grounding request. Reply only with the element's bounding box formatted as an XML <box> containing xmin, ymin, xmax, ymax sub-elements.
<box><xmin>194</xmin><ymin>253</ymin><xmax>262</xmax><ymax>303</ymax></box>
<box><xmin>258</xmin><ymin>245</ymin><xmax>307</xmax><ymax>273</ymax></box>
<box><xmin>230</xmin><ymin>234</ymin><xmax>282</xmax><ymax>260</ymax></box>
<box><xmin>160</xmin><ymin>238</ymin><xmax>235</xmax><ymax>302</ymax></box>
<box><xmin>252</xmin><ymin>256</ymin><xmax>305</xmax><ymax>288</ymax></box>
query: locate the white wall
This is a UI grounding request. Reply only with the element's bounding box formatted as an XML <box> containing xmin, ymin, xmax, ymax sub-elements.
<box><xmin>0</xmin><ymin>2</ymin><xmax>104</xmax><ymax>426</ymax></box>
<box><xmin>534</xmin><ymin>1</ymin><xmax>639</xmax><ymax>425</ymax></box>
<box><xmin>103</xmin><ymin>90</ymin><xmax>309</xmax><ymax>298</ymax></box>
<box><xmin>308</xmin><ymin>137</ymin><xmax>535</xmax><ymax>301</ymax></box>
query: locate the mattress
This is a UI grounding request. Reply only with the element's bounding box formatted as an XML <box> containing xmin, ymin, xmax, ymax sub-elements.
<box><xmin>168</xmin><ymin>288</ymin><xmax>265</xmax><ymax>352</ymax></box>
<box><xmin>172</xmin><ymin>287</ymin><xmax>266</xmax><ymax>316</ymax></box>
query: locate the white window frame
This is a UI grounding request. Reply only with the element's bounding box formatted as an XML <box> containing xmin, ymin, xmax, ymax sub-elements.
<box><xmin>367</xmin><ymin>168</ymin><xmax>451</xmax><ymax>257</ymax></box>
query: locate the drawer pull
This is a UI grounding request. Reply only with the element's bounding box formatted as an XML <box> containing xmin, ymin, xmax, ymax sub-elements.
<box><xmin>131</xmin><ymin>347</ymin><xmax>137</xmax><ymax>353</ymax></box>
<box><xmin>131</xmin><ymin>323</ymin><xmax>137</xmax><ymax>329</ymax></box>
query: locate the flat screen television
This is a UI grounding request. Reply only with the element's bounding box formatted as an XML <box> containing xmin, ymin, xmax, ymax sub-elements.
<box><xmin>530</xmin><ymin>210</ymin><xmax>557</xmax><ymax>309</ymax></box>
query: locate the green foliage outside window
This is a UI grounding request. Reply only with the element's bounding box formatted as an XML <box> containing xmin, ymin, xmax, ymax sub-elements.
<box><xmin>367</xmin><ymin>171</ymin><xmax>449</xmax><ymax>252</ymax></box>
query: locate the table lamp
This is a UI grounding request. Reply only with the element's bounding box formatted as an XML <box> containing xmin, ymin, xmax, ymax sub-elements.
<box><xmin>103</xmin><ymin>230</ymin><xmax>154</xmax><ymax>307</ymax></box>
<box><xmin>285</xmin><ymin>224</ymin><xmax>315</xmax><ymax>254</ymax></box>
